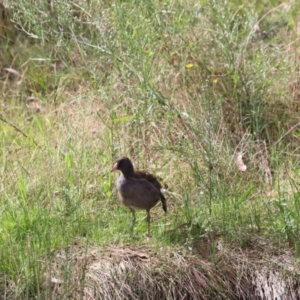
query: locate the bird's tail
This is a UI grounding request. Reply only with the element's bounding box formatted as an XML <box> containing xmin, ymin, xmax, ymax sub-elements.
<box><xmin>160</xmin><ymin>193</ymin><xmax>167</xmax><ymax>213</ymax></box>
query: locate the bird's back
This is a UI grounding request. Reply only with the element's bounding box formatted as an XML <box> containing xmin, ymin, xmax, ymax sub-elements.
<box><xmin>134</xmin><ymin>171</ymin><xmax>162</xmax><ymax>190</ymax></box>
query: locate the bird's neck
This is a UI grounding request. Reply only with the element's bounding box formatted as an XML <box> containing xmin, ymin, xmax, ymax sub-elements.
<box><xmin>122</xmin><ymin>167</ymin><xmax>134</xmax><ymax>179</ymax></box>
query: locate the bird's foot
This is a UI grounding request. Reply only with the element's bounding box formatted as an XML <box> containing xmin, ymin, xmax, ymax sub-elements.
<box><xmin>130</xmin><ymin>234</ymin><xmax>140</xmax><ymax>241</ymax></box>
<box><xmin>144</xmin><ymin>233</ymin><xmax>152</xmax><ymax>239</ymax></box>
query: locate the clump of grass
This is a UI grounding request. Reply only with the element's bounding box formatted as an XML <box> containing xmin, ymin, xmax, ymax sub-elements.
<box><xmin>11</xmin><ymin>242</ymin><xmax>299</xmax><ymax>300</ymax></box>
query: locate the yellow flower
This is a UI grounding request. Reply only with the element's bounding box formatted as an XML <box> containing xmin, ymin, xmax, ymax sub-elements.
<box><xmin>213</xmin><ymin>78</ymin><xmax>218</xmax><ymax>84</ymax></box>
<box><xmin>186</xmin><ymin>63</ymin><xmax>194</xmax><ymax>68</ymax></box>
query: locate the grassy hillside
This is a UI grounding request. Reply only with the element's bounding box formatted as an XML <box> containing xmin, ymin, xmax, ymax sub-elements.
<box><xmin>1</xmin><ymin>0</ymin><xmax>300</xmax><ymax>298</ymax></box>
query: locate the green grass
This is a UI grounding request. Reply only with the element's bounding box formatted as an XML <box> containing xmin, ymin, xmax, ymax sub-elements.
<box><xmin>1</xmin><ymin>0</ymin><xmax>300</xmax><ymax>298</ymax></box>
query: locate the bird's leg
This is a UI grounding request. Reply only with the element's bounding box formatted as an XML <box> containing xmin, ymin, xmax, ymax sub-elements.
<box><xmin>146</xmin><ymin>210</ymin><xmax>151</xmax><ymax>237</ymax></box>
<box><xmin>129</xmin><ymin>208</ymin><xmax>136</xmax><ymax>233</ymax></box>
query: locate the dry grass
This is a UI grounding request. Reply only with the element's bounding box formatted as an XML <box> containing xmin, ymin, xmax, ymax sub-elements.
<box><xmin>20</xmin><ymin>242</ymin><xmax>297</xmax><ymax>300</ymax></box>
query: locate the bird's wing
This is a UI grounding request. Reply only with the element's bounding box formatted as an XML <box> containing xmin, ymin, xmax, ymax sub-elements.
<box><xmin>134</xmin><ymin>171</ymin><xmax>162</xmax><ymax>190</ymax></box>
<box><xmin>134</xmin><ymin>171</ymin><xmax>167</xmax><ymax>212</ymax></box>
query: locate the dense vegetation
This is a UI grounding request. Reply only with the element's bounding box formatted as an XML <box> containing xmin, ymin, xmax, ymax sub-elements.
<box><xmin>1</xmin><ymin>0</ymin><xmax>300</xmax><ymax>298</ymax></box>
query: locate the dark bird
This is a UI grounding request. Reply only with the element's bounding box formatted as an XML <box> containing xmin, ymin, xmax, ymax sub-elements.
<box><xmin>112</xmin><ymin>156</ymin><xmax>167</xmax><ymax>236</ymax></box>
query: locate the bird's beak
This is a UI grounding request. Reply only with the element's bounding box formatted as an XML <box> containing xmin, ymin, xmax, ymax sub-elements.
<box><xmin>111</xmin><ymin>163</ymin><xmax>118</xmax><ymax>172</ymax></box>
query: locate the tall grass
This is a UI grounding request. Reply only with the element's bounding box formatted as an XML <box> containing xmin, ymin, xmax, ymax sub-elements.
<box><xmin>1</xmin><ymin>0</ymin><xmax>300</xmax><ymax>298</ymax></box>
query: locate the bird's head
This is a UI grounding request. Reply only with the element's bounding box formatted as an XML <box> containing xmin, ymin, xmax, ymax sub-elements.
<box><xmin>112</xmin><ymin>157</ymin><xmax>134</xmax><ymax>176</ymax></box>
